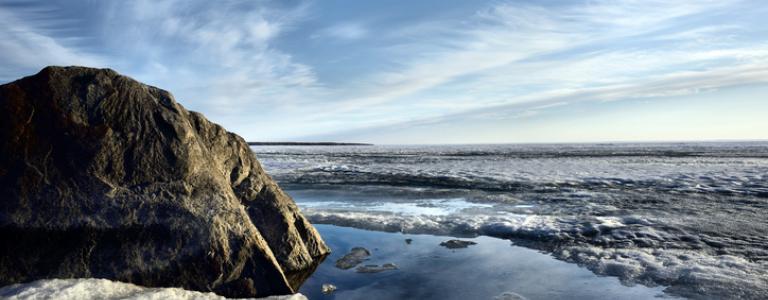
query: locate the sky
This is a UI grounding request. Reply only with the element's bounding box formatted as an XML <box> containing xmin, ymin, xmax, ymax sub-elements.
<box><xmin>1</xmin><ymin>0</ymin><xmax>767</xmax><ymax>144</ymax></box>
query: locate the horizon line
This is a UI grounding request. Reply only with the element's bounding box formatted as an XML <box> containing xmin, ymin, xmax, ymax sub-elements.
<box><xmin>248</xmin><ymin>138</ymin><xmax>768</xmax><ymax>146</ymax></box>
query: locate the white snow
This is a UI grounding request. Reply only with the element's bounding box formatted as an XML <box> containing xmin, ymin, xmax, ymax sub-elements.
<box><xmin>0</xmin><ymin>278</ymin><xmax>307</xmax><ymax>300</ymax></box>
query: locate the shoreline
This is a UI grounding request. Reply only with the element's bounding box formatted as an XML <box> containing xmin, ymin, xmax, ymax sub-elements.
<box><xmin>248</xmin><ymin>142</ymin><xmax>373</xmax><ymax>146</ymax></box>
<box><xmin>0</xmin><ymin>223</ymin><xmax>675</xmax><ymax>299</ymax></box>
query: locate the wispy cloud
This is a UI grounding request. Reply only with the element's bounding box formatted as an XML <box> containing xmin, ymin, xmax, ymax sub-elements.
<box><xmin>0</xmin><ymin>0</ymin><xmax>765</xmax><ymax>142</ymax></box>
<box><xmin>104</xmin><ymin>0</ymin><xmax>321</xmax><ymax>115</ymax></box>
<box><xmin>302</xmin><ymin>0</ymin><xmax>768</xmax><ymax>134</ymax></box>
<box><xmin>0</xmin><ymin>0</ymin><xmax>321</xmax><ymax>120</ymax></box>
<box><xmin>312</xmin><ymin>22</ymin><xmax>368</xmax><ymax>40</ymax></box>
<box><xmin>0</xmin><ymin>4</ymin><xmax>103</xmax><ymax>81</ymax></box>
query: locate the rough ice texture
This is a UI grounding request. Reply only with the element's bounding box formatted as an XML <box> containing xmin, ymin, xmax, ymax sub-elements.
<box><xmin>253</xmin><ymin>144</ymin><xmax>768</xmax><ymax>299</ymax></box>
<box><xmin>0</xmin><ymin>278</ymin><xmax>307</xmax><ymax>300</ymax></box>
<box><xmin>301</xmin><ymin>197</ymin><xmax>768</xmax><ymax>299</ymax></box>
<box><xmin>256</xmin><ymin>143</ymin><xmax>768</xmax><ymax>197</ymax></box>
<box><xmin>0</xmin><ymin>66</ymin><xmax>329</xmax><ymax>298</ymax></box>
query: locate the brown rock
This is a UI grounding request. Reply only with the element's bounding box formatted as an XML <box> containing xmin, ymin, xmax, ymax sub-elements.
<box><xmin>334</xmin><ymin>247</ymin><xmax>371</xmax><ymax>270</ymax></box>
<box><xmin>0</xmin><ymin>66</ymin><xmax>329</xmax><ymax>298</ymax></box>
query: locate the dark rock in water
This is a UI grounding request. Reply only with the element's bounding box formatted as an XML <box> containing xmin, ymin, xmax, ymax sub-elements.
<box><xmin>335</xmin><ymin>247</ymin><xmax>370</xmax><ymax>269</ymax></box>
<box><xmin>355</xmin><ymin>263</ymin><xmax>398</xmax><ymax>273</ymax></box>
<box><xmin>494</xmin><ymin>291</ymin><xmax>528</xmax><ymax>300</ymax></box>
<box><xmin>405</xmin><ymin>238</ymin><xmax>413</xmax><ymax>244</ymax></box>
<box><xmin>0</xmin><ymin>66</ymin><xmax>330</xmax><ymax>298</ymax></box>
<box><xmin>440</xmin><ymin>239</ymin><xmax>477</xmax><ymax>249</ymax></box>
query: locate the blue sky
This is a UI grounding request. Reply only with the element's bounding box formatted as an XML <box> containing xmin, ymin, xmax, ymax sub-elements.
<box><xmin>1</xmin><ymin>0</ymin><xmax>767</xmax><ymax>143</ymax></box>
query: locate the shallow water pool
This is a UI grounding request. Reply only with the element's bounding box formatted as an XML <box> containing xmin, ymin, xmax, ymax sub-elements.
<box><xmin>299</xmin><ymin>224</ymin><xmax>678</xmax><ymax>300</ymax></box>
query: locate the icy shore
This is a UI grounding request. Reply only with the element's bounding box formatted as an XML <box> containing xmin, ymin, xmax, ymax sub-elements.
<box><xmin>0</xmin><ymin>278</ymin><xmax>306</xmax><ymax>300</ymax></box>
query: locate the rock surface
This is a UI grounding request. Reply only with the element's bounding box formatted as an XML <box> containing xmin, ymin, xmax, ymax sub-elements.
<box><xmin>439</xmin><ymin>240</ymin><xmax>477</xmax><ymax>249</ymax></box>
<box><xmin>0</xmin><ymin>66</ymin><xmax>330</xmax><ymax>298</ymax></box>
<box><xmin>355</xmin><ymin>263</ymin><xmax>398</xmax><ymax>273</ymax></box>
<box><xmin>320</xmin><ymin>283</ymin><xmax>336</xmax><ymax>294</ymax></box>
<box><xmin>334</xmin><ymin>247</ymin><xmax>371</xmax><ymax>270</ymax></box>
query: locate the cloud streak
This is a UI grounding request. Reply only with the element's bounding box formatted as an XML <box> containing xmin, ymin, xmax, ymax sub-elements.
<box><xmin>0</xmin><ymin>4</ymin><xmax>103</xmax><ymax>80</ymax></box>
<box><xmin>299</xmin><ymin>0</ymin><xmax>768</xmax><ymax>135</ymax></box>
<box><xmin>312</xmin><ymin>23</ymin><xmax>368</xmax><ymax>40</ymax></box>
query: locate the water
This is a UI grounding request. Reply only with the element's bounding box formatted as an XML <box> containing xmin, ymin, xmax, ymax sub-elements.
<box><xmin>254</xmin><ymin>142</ymin><xmax>768</xmax><ymax>299</ymax></box>
<box><xmin>300</xmin><ymin>225</ymin><xmax>675</xmax><ymax>300</ymax></box>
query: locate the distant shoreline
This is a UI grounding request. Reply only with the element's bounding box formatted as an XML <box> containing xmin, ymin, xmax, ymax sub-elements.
<box><xmin>248</xmin><ymin>142</ymin><xmax>373</xmax><ymax>146</ymax></box>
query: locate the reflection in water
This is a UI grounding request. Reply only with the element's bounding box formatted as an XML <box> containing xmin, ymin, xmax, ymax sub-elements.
<box><xmin>298</xmin><ymin>224</ymin><xmax>678</xmax><ymax>300</ymax></box>
<box><xmin>286</xmin><ymin>254</ymin><xmax>328</xmax><ymax>291</ymax></box>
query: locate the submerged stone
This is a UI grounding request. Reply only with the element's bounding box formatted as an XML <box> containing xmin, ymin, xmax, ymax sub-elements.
<box><xmin>0</xmin><ymin>66</ymin><xmax>330</xmax><ymax>298</ymax></box>
<box><xmin>494</xmin><ymin>291</ymin><xmax>528</xmax><ymax>300</ymax></box>
<box><xmin>440</xmin><ymin>239</ymin><xmax>478</xmax><ymax>249</ymax></box>
<box><xmin>335</xmin><ymin>247</ymin><xmax>371</xmax><ymax>269</ymax></box>
<box><xmin>355</xmin><ymin>263</ymin><xmax>398</xmax><ymax>273</ymax></box>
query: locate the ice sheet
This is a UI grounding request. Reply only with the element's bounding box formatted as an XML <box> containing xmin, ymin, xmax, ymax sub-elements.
<box><xmin>254</xmin><ymin>143</ymin><xmax>768</xmax><ymax>299</ymax></box>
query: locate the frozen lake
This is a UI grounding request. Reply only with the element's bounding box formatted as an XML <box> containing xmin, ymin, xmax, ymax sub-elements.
<box><xmin>256</xmin><ymin>142</ymin><xmax>768</xmax><ymax>299</ymax></box>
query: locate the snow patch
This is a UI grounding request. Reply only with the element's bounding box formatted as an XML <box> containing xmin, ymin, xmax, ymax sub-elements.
<box><xmin>0</xmin><ymin>278</ymin><xmax>307</xmax><ymax>300</ymax></box>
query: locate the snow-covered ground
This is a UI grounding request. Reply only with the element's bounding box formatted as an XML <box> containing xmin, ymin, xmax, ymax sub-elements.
<box><xmin>0</xmin><ymin>278</ymin><xmax>306</xmax><ymax>300</ymax></box>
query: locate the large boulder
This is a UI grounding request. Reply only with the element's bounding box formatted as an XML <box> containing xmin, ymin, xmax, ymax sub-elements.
<box><xmin>0</xmin><ymin>66</ymin><xmax>330</xmax><ymax>298</ymax></box>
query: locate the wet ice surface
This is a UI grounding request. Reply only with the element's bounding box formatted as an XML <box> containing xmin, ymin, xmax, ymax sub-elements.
<box><xmin>254</xmin><ymin>143</ymin><xmax>768</xmax><ymax>299</ymax></box>
<box><xmin>301</xmin><ymin>225</ymin><xmax>676</xmax><ymax>300</ymax></box>
<box><xmin>257</xmin><ymin>142</ymin><xmax>768</xmax><ymax>197</ymax></box>
<box><xmin>299</xmin><ymin>196</ymin><xmax>493</xmax><ymax>216</ymax></box>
